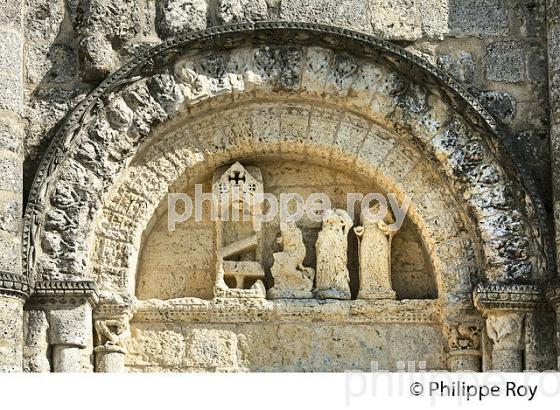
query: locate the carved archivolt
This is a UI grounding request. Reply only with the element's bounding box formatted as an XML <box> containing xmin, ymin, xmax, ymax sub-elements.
<box><xmin>22</xmin><ymin>23</ymin><xmax>548</xmax><ymax>303</ymax></box>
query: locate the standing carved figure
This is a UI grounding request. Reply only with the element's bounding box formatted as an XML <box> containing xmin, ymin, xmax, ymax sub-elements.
<box><xmin>268</xmin><ymin>222</ymin><xmax>315</xmax><ymax>299</ymax></box>
<box><xmin>314</xmin><ymin>209</ymin><xmax>354</xmax><ymax>300</ymax></box>
<box><xmin>353</xmin><ymin>205</ymin><xmax>397</xmax><ymax>299</ymax></box>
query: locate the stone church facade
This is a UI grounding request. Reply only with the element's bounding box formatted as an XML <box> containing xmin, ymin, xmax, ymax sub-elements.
<box><xmin>1</xmin><ymin>0</ymin><xmax>560</xmax><ymax>373</ymax></box>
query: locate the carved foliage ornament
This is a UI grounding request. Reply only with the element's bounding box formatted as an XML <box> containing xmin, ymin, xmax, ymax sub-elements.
<box><xmin>486</xmin><ymin>313</ymin><xmax>524</xmax><ymax>351</ymax></box>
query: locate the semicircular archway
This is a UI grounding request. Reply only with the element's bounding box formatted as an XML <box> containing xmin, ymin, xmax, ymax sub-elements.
<box><xmin>21</xmin><ymin>22</ymin><xmax>552</xmax><ymax>373</ymax></box>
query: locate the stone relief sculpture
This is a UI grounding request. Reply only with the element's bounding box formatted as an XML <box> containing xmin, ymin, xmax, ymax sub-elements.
<box><xmin>94</xmin><ymin>318</ymin><xmax>130</xmax><ymax>351</ymax></box>
<box><xmin>268</xmin><ymin>222</ymin><xmax>315</xmax><ymax>299</ymax></box>
<box><xmin>94</xmin><ymin>317</ymin><xmax>131</xmax><ymax>373</ymax></box>
<box><xmin>212</xmin><ymin>162</ymin><xmax>266</xmax><ymax>298</ymax></box>
<box><xmin>486</xmin><ymin>313</ymin><xmax>525</xmax><ymax>351</ymax></box>
<box><xmin>445</xmin><ymin>322</ymin><xmax>482</xmax><ymax>351</ymax></box>
<box><xmin>314</xmin><ymin>209</ymin><xmax>354</xmax><ymax>300</ymax></box>
<box><xmin>353</xmin><ymin>205</ymin><xmax>397</xmax><ymax>299</ymax></box>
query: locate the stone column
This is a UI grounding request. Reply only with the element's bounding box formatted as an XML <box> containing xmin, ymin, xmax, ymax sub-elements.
<box><xmin>485</xmin><ymin>312</ymin><xmax>525</xmax><ymax>372</ymax></box>
<box><xmin>23</xmin><ymin>308</ymin><xmax>50</xmax><ymax>372</ymax></box>
<box><xmin>548</xmin><ymin>287</ymin><xmax>560</xmax><ymax>370</ymax></box>
<box><xmin>0</xmin><ymin>0</ymin><xmax>26</xmax><ymax>373</ymax></box>
<box><xmin>474</xmin><ymin>283</ymin><xmax>547</xmax><ymax>372</ymax></box>
<box><xmin>548</xmin><ymin>1</ymin><xmax>560</xmax><ymax>278</ymax></box>
<box><xmin>548</xmin><ymin>2</ymin><xmax>560</xmax><ymax>372</ymax></box>
<box><xmin>29</xmin><ymin>280</ymin><xmax>99</xmax><ymax>372</ymax></box>
<box><xmin>0</xmin><ymin>278</ymin><xmax>28</xmax><ymax>372</ymax></box>
<box><xmin>49</xmin><ymin>303</ymin><xmax>94</xmax><ymax>372</ymax></box>
<box><xmin>93</xmin><ymin>299</ymin><xmax>132</xmax><ymax>373</ymax></box>
<box><xmin>444</xmin><ymin>320</ymin><xmax>483</xmax><ymax>372</ymax></box>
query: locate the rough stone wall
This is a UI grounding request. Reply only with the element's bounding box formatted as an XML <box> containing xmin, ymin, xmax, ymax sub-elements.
<box><xmin>0</xmin><ymin>0</ymin><xmax>25</xmax><ymax>372</ymax></box>
<box><xmin>126</xmin><ymin>321</ymin><xmax>447</xmax><ymax>371</ymax></box>
<box><xmin>22</xmin><ymin>0</ymin><xmax>551</xmax><ymax>216</ymax></box>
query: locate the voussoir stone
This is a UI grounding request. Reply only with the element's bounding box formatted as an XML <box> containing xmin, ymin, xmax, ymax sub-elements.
<box><xmin>156</xmin><ymin>0</ymin><xmax>208</xmax><ymax>39</ymax></box>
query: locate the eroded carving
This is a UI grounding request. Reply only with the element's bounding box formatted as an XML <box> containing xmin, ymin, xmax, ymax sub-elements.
<box><xmin>354</xmin><ymin>205</ymin><xmax>397</xmax><ymax>300</ymax></box>
<box><xmin>445</xmin><ymin>322</ymin><xmax>482</xmax><ymax>351</ymax></box>
<box><xmin>213</xmin><ymin>162</ymin><xmax>266</xmax><ymax>298</ymax></box>
<box><xmin>314</xmin><ymin>209</ymin><xmax>353</xmax><ymax>300</ymax></box>
<box><xmin>268</xmin><ymin>222</ymin><xmax>315</xmax><ymax>299</ymax></box>
<box><xmin>486</xmin><ymin>313</ymin><xmax>525</xmax><ymax>351</ymax></box>
<box><xmin>94</xmin><ymin>318</ymin><xmax>130</xmax><ymax>352</ymax></box>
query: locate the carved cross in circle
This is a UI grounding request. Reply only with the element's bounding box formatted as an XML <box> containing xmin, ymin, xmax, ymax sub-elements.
<box><xmin>229</xmin><ymin>170</ymin><xmax>246</xmax><ymax>185</ymax></box>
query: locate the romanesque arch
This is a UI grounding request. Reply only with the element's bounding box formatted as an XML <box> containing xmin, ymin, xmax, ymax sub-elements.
<box><xmin>21</xmin><ymin>22</ymin><xmax>553</xmax><ymax>373</ymax></box>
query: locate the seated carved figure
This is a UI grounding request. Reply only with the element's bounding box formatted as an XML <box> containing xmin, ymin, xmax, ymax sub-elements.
<box><xmin>314</xmin><ymin>209</ymin><xmax>354</xmax><ymax>300</ymax></box>
<box><xmin>268</xmin><ymin>222</ymin><xmax>315</xmax><ymax>299</ymax></box>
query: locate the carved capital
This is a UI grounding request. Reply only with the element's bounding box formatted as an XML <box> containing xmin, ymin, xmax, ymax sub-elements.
<box><xmin>94</xmin><ymin>318</ymin><xmax>130</xmax><ymax>353</ymax></box>
<box><xmin>93</xmin><ymin>295</ymin><xmax>133</xmax><ymax>353</ymax></box>
<box><xmin>486</xmin><ymin>313</ymin><xmax>525</xmax><ymax>351</ymax></box>
<box><xmin>444</xmin><ymin>321</ymin><xmax>483</xmax><ymax>352</ymax></box>
<box><xmin>546</xmin><ymin>285</ymin><xmax>560</xmax><ymax>310</ymax></box>
<box><xmin>92</xmin><ymin>296</ymin><xmax>132</xmax><ymax>372</ymax></box>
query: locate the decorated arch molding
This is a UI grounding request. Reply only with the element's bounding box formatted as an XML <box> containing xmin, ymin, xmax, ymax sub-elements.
<box><xmin>20</xmin><ymin>22</ymin><xmax>551</xmax><ymax>304</ymax></box>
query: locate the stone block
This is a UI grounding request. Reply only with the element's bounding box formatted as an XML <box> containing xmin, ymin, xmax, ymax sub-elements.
<box><xmin>280</xmin><ymin>0</ymin><xmax>370</xmax><ymax>34</ymax></box>
<box><xmin>0</xmin><ymin>150</ymin><xmax>22</xmax><ymax>192</ymax></box>
<box><xmin>514</xmin><ymin>129</ymin><xmax>551</xmax><ymax>206</ymax></box>
<box><xmin>0</xmin><ymin>297</ymin><xmax>24</xmax><ymax>372</ymax></box>
<box><xmin>0</xmin><ymin>0</ymin><xmax>22</xmax><ymax>30</ymax></box>
<box><xmin>549</xmin><ymin>24</ymin><xmax>560</xmax><ymax>69</ymax></box>
<box><xmin>0</xmin><ymin>114</ymin><xmax>23</xmax><ymax>155</ymax></box>
<box><xmin>448</xmin><ymin>0</ymin><xmax>509</xmax><ymax>37</ymax></box>
<box><xmin>470</xmin><ymin>89</ymin><xmax>516</xmax><ymax>124</ymax></box>
<box><xmin>420</xmin><ymin>0</ymin><xmax>449</xmax><ymax>38</ymax></box>
<box><xmin>369</xmin><ymin>0</ymin><xmax>422</xmax><ymax>41</ymax></box>
<box><xmin>437</xmin><ymin>52</ymin><xmax>476</xmax><ymax>84</ymax></box>
<box><xmin>24</xmin><ymin>0</ymin><xmax>74</xmax><ymax>85</ymax></box>
<box><xmin>28</xmin><ymin>43</ymin><xmax>76</xmax><ymax>85</ymax></box>
<box><xmin>126</xmin><ymin>324</ymin><xmax>186</xmax><ymax>367</ymax></box>
<box><xmin>24</xmin><ymin>86</ymin><xmax>91</xmax><ymax>161</ymax></box>
<box><xmin>216</xmin><ymin>0</ymin><xmax>268</xmax><ymax>24</ymax></box>
<box><xmin>0</xmin><ymin>192</ymin><xmax>21</xmax><ymax>236</ymax></box>
<box><xmin>511</xmin><ymin>0</ymin><xmax>546</xmax><ymax>38</ymax></box>
<box><xmin>526</xmin><ymin>45</ymin><xmax>547</xmax><ymax>83</ymax></box>
<box><xmin>143</xmin><ymin>0</ymin><xmax>158</xmax><ymax>38</ymax></box>
<box><xmin>485</xmin><ymin>41</ymin><xmax>526</xmax><ymax>83</ymax></box>
<box><xmin>48</xmin><ymin>303</ymin><xmax>93</xmax><ymax>347</ymax></box>
<box><xmin>0</xmin><ymin>233</ymin><xmax>21</xmax><ymax>274</ymax></box>
<box><xmin>156</xmin><ymin>0</ymin><xmax>208</xmax><ymax>39</ymax></box>
<box><xmin>79</xmin><ymin>0</ymin><xmax>141</xmax><ymax>40</ymax></box>
<box><xmin>0</xmin><ymin>31</ymin><xmax>23</xmax><ymax>114</ymax></box>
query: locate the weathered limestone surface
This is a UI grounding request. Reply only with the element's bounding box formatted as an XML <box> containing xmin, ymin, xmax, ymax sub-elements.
<box><xmin>0</xmin><ymin>0</ymin><xmax>26</xmax><ymax>373</ymax></box>
<box><xmin>0</xmin><ymin>0</ymin><xmax>556</xmax><ymax>373</ymax></box>
<box><xmin>0</xmin><ymin>297</ymin><xmax>24</xmax><ymax>372</ymax></box>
